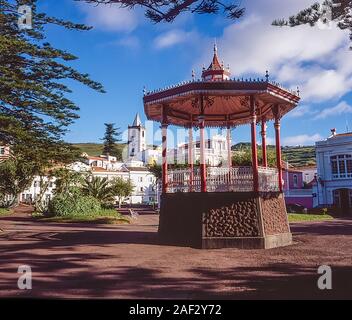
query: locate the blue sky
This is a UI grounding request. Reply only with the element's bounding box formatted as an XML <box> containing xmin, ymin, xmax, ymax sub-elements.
<box><xmin>37</xmin><ymin>0</ymin><xmax>352</xmax><ymax>146</ymax></box>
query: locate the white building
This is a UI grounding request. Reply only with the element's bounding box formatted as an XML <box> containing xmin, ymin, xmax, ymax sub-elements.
<box><xmin>126</xmin><ymin>114</ymin><xmax>229</xmax><ymax>166</ymax></box>
<box><xmin>171</xmin><ymin>134</ymin><xmax>229</xmax><ymax>166</ymax></box>
<box><xmin>313</xmin><ymin>129</ymin><xmax>352</xmax><ymax>214</ymax></box>
<box><xmin>19</xmin><ymin>156</ymin><xmax>157</xmax><ymax>206</ymax></box>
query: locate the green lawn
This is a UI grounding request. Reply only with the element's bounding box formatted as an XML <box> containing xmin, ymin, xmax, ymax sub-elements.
<box><xmin>33</xmin><ymin>209</ymin><xmax>130</xmax><ymax>224</ymax></box>
<box><xmin>0</xmin><ymin>208</ymin><xmax>11</xmax><ymax>216</ymax></box>
<box><xmin>288</xmin><ymin>213</ymin><xmax>334</xmax><ymax>223</ymax></box>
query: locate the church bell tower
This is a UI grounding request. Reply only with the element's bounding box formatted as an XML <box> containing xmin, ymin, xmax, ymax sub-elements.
<box><xmin>128</xmin><ymin>113</ymin><xmax>146</xmax><ymax>158</ymax></box>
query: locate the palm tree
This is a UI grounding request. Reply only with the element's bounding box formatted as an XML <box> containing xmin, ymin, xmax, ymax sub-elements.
<box><xmin>81</xmin><ymin>176</ymin><xmax>115</xmax><ymax>204</ymax></box>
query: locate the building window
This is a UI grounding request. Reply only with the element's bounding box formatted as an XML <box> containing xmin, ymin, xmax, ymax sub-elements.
<box><xmin>0</xmin><ymin>147</ymin><xmax>5</xmax><ymax>155</ymax></box>
<box><xmin>293</xmin><ymin>174</ymin><xmax>298</xmax><ymax>188</ymax></box>
<box><xmin>331</xmin><ymin>154</ymin><xmax>352</xmax><ymax>179</ymax></box>
<box><xmin>138</xmin><ymin>177</ymin><xmax>143</xmax><ymax>182</ymax></box>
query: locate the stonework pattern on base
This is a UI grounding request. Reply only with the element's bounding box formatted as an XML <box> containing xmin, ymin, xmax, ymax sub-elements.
<box><xmin>261</xmin><ymin>194</ymin><xmax>290</xmax><ymax>235</ymax></box>
<box><xmin>203</xmin><ymin>199</ymin><xmax>260</xmax><ymax>237</ymax></box>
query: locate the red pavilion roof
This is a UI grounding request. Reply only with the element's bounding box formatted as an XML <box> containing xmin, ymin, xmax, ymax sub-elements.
<box><xmin>143</xmin><ymin>47</ymin><xmax>300</xmax><ymax>128</ymax></box>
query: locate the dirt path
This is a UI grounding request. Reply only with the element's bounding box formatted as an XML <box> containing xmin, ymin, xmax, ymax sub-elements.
<box><xmin>0</xmin><ymin>211</ymin><xmax>351</xmax><ymax>299</ymax></box>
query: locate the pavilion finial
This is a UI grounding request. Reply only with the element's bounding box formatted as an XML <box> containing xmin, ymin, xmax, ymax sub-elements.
<box><xmin>192</xmin><ymin>69</ymin><xmax>196</xmax><ymax>81</ymax></box>
<box><xmin>214</xmin><ymin>39</ymin><xmax>217</xmax><ymax>54</ymax></box>
<box><xmin>265</xmin><ymin>70</ymin><xmax>269</xmax><ymax>82</ymax></box>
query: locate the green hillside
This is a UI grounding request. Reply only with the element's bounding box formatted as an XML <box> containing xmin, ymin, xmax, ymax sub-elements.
<box><xmin>72</xmin><ymin>143</ymin><xmax>126</xmax><ymax>157</ymax></box>
<box><xmin>282</xmin><ymin>146</ymin><xmax>316</xmax><ymax>167</ymax></box>
<box><xmin>73</xmin><ymin>142</ymin><xmax>316</xmax><ymax>167</ymax></box>
<box><xmin>232</xmin><ymin>143</ymin><xmax>316</xmax><ymax>167</ymax></box>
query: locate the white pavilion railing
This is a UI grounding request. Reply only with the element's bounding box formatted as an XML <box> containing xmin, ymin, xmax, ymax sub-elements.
<box><xmin>258</xmin><ymin>167</ymin><xmax>280</xmax><ymax>192</ymax></box>
<box><xmin>167</xmin><ymin>166</ymin><xmax>279</xmax><ymax>193</ymax></box>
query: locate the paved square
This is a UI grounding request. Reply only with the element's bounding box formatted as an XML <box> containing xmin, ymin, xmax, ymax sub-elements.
<box><xmin>1</xmin><ymin>211</ymin><xmax>351</xmax><ymax>299</ymax></box>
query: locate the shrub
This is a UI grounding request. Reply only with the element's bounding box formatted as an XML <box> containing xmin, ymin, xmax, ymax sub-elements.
<box><xmin>49</xmin><ymin>194</ymin><xmax>101</xmax><ymax>216</ymax></box>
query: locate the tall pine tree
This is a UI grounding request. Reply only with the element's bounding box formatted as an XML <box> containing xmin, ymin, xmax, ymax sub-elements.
<box><xmin>0</xmin><ymin>0</ymin><xmax>104</xmax><ymax>152</ymax></box>
<box><xmin>0</xmin><ymin>0</ymin><xmax>104</xmax><ymax>205</ymax></box>
<box><xmin>102</xmin><ymin>123</ymin><xmax>122</xmax><ymax>160</ymax></box>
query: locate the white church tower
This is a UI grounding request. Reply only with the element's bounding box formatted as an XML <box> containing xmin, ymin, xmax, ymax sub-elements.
<box><xmin>128</xmin><ymin>113</ymin><xmax>146</xmax><ymax>159</ymax></box>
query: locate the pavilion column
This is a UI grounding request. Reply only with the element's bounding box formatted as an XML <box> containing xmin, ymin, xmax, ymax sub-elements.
<box><xmin>161</xmin><ymin>106</ymin><xmax>168</xmax><ymax>194</ymax></box>
<box><xmin>226</xmin><ymin>126</ymin><xmax>232</xmax><ymax>169</ymax></box>
<box><xmin>188</xmin><ymin>127</ymin><xmax>194</xmax><ymax>191</ymax></box>
<box><xmin>274</xmin><ymin>108</ymin><xmax>283</xmax><ymax>192</ymax></box>
<box><xmin>250</xmin><ymin>96</ymin><xmax>259</xmax><ymax>192</ymax></box>
<box><xmin>261</xmin><ymin>119</ymin><xmax>268</xmax><ymax>168</ymax></box>
<box><xmin>199</xmin><ymin>115</ymin><xmax>207</xmax><ymax>193</ymax></box>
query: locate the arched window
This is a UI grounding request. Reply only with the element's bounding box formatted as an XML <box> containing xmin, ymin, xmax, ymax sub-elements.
<box><xmin>331</xmin><ymin>154</ymin><xmax>352</xmax><ymax>179</ymax></box>
<box><xmin>293</xmin><ymin>174</ymin><xmax>298</xmax><ymax>188</ymax></box>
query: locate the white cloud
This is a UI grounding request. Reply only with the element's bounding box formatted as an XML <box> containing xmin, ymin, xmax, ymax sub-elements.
<box><xmin>265</xmin><ymin>136</ymin><xmax>276</xmax><ymax>145</ymax></box>
<box><xmin>282</xmin><ymin>134</ymin><xmax>323</xmax><ymax>146</ymax></box>
<box><xmin>79</xmin><ymin>3</ymin><xmax>138</xmax><ymax>32</ymax></box>
<box><xmin>154</xmin><ymin>30</ymin><xmax>197</xmax><ymax>49</ymax></box>
<box><xmin>115</xmin><ymin>36</ymin><xmax>140</xmax><ymax>49</ymax></box>
<box><xmin>314</xmin><ymin>101</ymin><xmax>352</xmax><ymax>119</ymax></box>
<box><xmin>201</xmin><ymin>0</ymin><xmax>351</xmax><ymax>103</ymax></box>
<box><xmin>287</xmin><ymin>105</ymin><xmax>316</xmax><ymax>118</ymax></box>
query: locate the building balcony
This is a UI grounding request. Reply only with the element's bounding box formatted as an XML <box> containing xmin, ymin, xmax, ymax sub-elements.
<box><xmin>167</xmin><ymin>166</ymin><xmax>279</xmax><ymax>193</ymax></box>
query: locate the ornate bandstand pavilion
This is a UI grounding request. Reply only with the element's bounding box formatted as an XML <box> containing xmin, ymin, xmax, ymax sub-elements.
<box><xmin>143</xmin><ymin>46</ymin><xmax>300</xmax><ymax>249</ymax></box>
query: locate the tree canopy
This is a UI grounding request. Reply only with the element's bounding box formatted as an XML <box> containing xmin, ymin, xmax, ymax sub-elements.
<box><xmin>0</xmin><ymin>0</ymin><xmax>104</xmax><ymax>161</ymax></box>
<box><xmin>273</xmin><ymin>0</ymin><xmax>352</xmax><ymax>49</ymax></box>
<box><xmin>102</xmin><ymin>123</ymin><xmax>122</xmax><ymax>159</ymax></box>
<box><xmin>0</xmin><ymin>0</ymin><xmax>105</xmax><ymax>204</ymax></box>
<box><xmin>77</xmin><ymin>0</ymin><xmax>245</xmax><ymax>23</ymax></box>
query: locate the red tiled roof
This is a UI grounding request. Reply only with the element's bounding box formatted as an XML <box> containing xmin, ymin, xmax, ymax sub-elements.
<box><xmin>127</xmin><ymin>167</ymin><xmax>149</xmax><ymax>172</ymax></box>
<box><xmin>335</xmin><ymin>132</ymin><xmax>352</xmax><ymax>137</ymax></box>
<box><xmin>207</xmin><ymin>50</ymin><xmax>222</xmax><ymax>71</ymax></box>
<box><xmin>88</xmin><ymin>156</ymin><xmax>106</xmax><ymax>161</ymax></box>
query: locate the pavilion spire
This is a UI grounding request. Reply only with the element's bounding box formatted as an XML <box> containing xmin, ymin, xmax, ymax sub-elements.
<box><xmin>202</xmin><ymin>44</ymin><xmax>231</xmax><ymax>81</ymax></box>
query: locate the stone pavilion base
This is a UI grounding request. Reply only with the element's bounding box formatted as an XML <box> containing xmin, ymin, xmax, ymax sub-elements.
<box><xmin>158</xmin><ymin>192</ymin><xmax>292</xmax><ymax>249</ymax></box>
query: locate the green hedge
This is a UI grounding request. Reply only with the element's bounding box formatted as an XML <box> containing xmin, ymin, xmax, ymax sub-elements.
<box><xmin>49</xmin><ymin>194</ymin><xmax>101</xmax><ymax>216</ymax></box>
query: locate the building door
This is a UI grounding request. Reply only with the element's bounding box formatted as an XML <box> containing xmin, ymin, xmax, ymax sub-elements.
<box><xmin>334</xmin><ymin>188</ymin><xmax>352</xmax><ymax>215</ymax></box>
